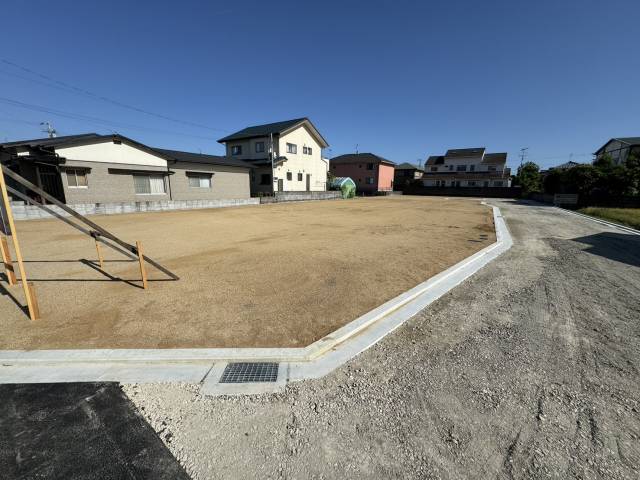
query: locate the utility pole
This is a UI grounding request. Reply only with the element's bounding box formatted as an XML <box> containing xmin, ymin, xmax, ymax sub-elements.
<box><xmin>519</xmin><ymin>147</ymin><xmax>529</xmax><ymax>168</ymax></box>
<box><xmin>40</xmin><ymin>121</ymin><xmax>56</xmax><ymax>138</ymax></box>
<box><xmin>355</xmin><ymin>144</ymin><xmax>359</xmax><ymax>154</ymax></box>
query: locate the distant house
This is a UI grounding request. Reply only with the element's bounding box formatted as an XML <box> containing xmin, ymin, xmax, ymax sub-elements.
<box><xmin>422</xmin><ymin>148</ymin><xmax>511</xmax><ymax>187</ymax></box>
<box><xmin>329</xmin><ymin>153</ymin><xmax>396</xmax><ymax>193</ymax></box>
<box><xmin>594</xmin><ymin>137</ymin><xmax>640</xmax><ymax>165</ymax></box>
<box><xmin>217</xmin><ymin>118</ymin><xmax>329</xmax><ymax>195</ymax></box>
<box><xmin>0</xmin><ymin>133</ymin><xmax>253</xmax><ymax>204</ymax></box>
<box><xmin>393</xmin><ymin>163</ymin><xmax>424</xmax><ymax>189</ymax></box>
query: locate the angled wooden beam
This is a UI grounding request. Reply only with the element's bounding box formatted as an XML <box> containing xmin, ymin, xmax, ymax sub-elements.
<box><xmin>2</xmin><ymin>165</ymin><xmax>178</xmax><ymax>280</ymax></box>
<box><xmin>0</xmin><ymin>167</ymin><xmax>37</xmax><ymax>320</ymax></box>
<box><xmin>136</xmin><ymin>241</ymin><xmax>148</xmax><ymax>289</ymax></box>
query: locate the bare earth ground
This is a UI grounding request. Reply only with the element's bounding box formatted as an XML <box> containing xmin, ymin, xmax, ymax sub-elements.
<box><xmin>0</xmin><ymin>196</ymin><xmax>494</xmax><ymax>349</ymax></box>
<box><xmin>124</xmin><ymin>201</ymin><xmax>640</xmax><ymax>479</ymax></box>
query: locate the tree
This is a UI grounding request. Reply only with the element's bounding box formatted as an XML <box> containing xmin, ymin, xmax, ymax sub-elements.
<box><xmin>515</xmin><ymin>161</ymin><xmax>542</xmax><ymax>194</ymax></box>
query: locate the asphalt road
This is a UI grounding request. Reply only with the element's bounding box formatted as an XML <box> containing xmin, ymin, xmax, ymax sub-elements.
<box><xmin>125</xmin><ymin>200</ymin><xmax>639</xmax><ymax>479</ymax></box>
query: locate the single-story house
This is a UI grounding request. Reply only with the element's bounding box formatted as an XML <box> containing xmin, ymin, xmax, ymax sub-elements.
<box><xmin>394</xmin><ymin>162</ymin><xmax>425</xmax><ymax>189</ymax></box>
<box><xmin>0</xmin><ymin>133</ymin><xmax>253</xmax><ymax>204</ymax></box>
<box><xmin>594</xmin><ymin>137</ymin><xmax>640</xmax><ymax>165</ymax></box>
<box><xmin>329</xmin><ymin>153</ymin><xmax>396</xmax><ymax>193</ymax></box>
<box><xmin>217</xmin><ymin>117</ymin><xmax>330</xmax><ymax>195</ymax></box>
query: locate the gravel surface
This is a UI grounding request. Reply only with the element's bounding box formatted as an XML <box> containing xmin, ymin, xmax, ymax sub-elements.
<box><xmin>123</xmin><ymin>200</ymin><xmax>640</xmax><ymax>479</ymax></box>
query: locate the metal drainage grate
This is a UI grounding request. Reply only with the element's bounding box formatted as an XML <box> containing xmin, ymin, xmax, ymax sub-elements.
<box><xmin>220</xmin><ymin>362</ymin><xmax>279</xmax><ymax>383</ymax></box>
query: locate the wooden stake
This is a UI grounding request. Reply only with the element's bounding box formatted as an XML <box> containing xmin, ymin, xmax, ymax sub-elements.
<box><xmin>0</xmin><ymin>167</ymin><xmax>37</xmax><ymax>320</ymax></box>
<box><xmin>95</xmin><ymin>238</ymin><xmax>104</xmax><ymax>269</ymax></box>
<box><xmin>136</xmin><ymin>240</ymin><xmax>148</xmax><ymax>289</ymax></box>
<box><xmin>0</xmin><ymin>235</ymin><xmax>17</xmax><ymax>285</ymax></box>
<box><xmin>27</xmin><ymin>282</ymin><xmax>40</xmax><ymax>320</ymax></box>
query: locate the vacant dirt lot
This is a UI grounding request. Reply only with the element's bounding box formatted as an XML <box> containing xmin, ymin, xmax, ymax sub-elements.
<box><xmin>0</xmin><ymin>196</ymin><xmax>494</xmax><ymax>349</ymax></box>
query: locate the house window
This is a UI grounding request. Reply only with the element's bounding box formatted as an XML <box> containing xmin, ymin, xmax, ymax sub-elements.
<box><xmin>260</xmin><ymin>173</ymin><xmax>271</xmax><ymax>185</ymax></box>
<box><xmin>470</xmin><ymin>165</ymin><xmax>475</xmax><ymax>172</ymax></box>
<box><xmin>366</xmin><ymin>163</ymin><xmax>374</xmax><ymax>170</ymax></box>
<box><xmin>255</xmin><ymin>142</ymin><xmax>265</xmax><ymax>153</ymax></box>
<box><xmin>287</xmin><ymin>172</ymin><xmax>292</xmax><ymax>181</ymax></box>
<box><xmin>456</xmin><ymin>165</ymin><xmax>467</xmax><ymax>172</ymax></box>
<box><xmin>430</xmin><ymin>167</ymin><xmax>438</xmax><ymax>172</ymax></box>
<box><xmin>286</xmin><ymin>143</ymin><xmax>297</xmax><ymax>154</ymax></box>
<box><xmin>133</xmin><ymin>174</ymin><xmax>166</xmax><ymax>195</ymax></box>
<box><xmin>66</xmin><ymin>169</ymin><xmax>88</xmax><ymax>188</ymax></box>
<box><xmin>231</xmin><ymin>145</ymin><xmax>242</xmax><ymax>155</ymax></box>
<box><xmin>188</xmin><ymin>174</ymin><xmax>212</xmax><ymax>188</ymax></box>
<box><xmin>297</xmin><ymin>173</ymin><xmax>303</xmax><ymax>181</ymax></box>
<box><xmin>366</xmin><ymin>177</ymin><xmax>375</xmax><ymax>184</ymax></box>
<box><xmin>303</xmin><ymin>146</ymin><xmax>313</xmax><ymax>155</ymax></box>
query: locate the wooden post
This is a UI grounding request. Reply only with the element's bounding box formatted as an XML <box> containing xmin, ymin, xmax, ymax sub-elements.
<box><xmin>0</xmin><ymin>167</ymin><xmax>37</xmax><ymax>320</ymax></box>
<box><xmin>95</xmin><ymin>238</ymin><xmax>104</xmax><ymax>269</ymax></box>
<box><xmin>0</xmin><ymin>235</ymin><xmax>17</xmax><ymax>285</ymax></box>
<box><xmin>27</xmin><ymin>282</ymin><xmax>40</xmax><ymax>320</ymax></box>
<box><xmin>136</xmin><ymin>240</ymin><xmax>148</xmax><ymax>289</ymax></box>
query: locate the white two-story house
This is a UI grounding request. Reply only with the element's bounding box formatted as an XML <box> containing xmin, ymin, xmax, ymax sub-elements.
<box><xmin>218</xmin><ymin>118</ymin><xmax>329</xmax><ymax>195</ymax></box>
<box><xmin>422</xmin><ymin>147</ymin><xmax>511</xmax><ymax>188</ymax></box>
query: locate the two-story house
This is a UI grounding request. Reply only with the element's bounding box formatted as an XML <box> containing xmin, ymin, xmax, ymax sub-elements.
<box><xmin>329</xmin><ymin>153</ymin><xmax>396</xmax><ymax>193</ymax></box>
<box><xmin>393</xmin><ymin>162</ymin><xmax>425</xmax><ymax>189</ymax></box>
<box><xmin>594</xmin><ymin>137</ymin><xmax>640</xmax><ymax>165</ymax></box>
<box><xmin>217</xmin><ymin>118</ymin><xmax>329</xmax><ymax>195</ymax></box>
<box><xmin>422</xmin><ymin>148</ymin><xmax>511</xmax><ymax>188</ymax></box>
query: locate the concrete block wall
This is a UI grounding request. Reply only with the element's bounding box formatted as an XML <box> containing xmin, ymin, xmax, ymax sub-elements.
<box><xmin>260</xmin><ymin>191</ymin><xmax>342</xmax><ymax>204</ymax></box>
<box><xmin>10</xmin><ymin>198</ymin><xmax>260</xmax><ymax>221</ymax></box>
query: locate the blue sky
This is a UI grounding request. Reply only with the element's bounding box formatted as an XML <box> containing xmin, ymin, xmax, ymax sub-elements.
<box><xmin>1</xmin><ymin>0</ymin><xmax>638</xmax><ymax>169</ymax></box>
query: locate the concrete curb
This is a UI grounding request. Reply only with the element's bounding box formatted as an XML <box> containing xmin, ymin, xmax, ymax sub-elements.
<box><xmin>555</xmin><ymin>207</ymin><xmax>640</xmax><ymax>235</ymax></box>
<box><xmin>0</xmin><ymin>204</ymin><xmax>513</xmax><ymax>386</ymax></box>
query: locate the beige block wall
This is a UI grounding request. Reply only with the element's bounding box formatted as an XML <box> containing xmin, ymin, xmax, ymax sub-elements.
<box><xmin>169</xmin><ymin>162</ymin><xmax>251</xmax><ymax>200</ymax></box>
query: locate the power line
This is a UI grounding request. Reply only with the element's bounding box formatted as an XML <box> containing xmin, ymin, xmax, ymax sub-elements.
<box><xmin>0</xmin><ymin>96</ymin><xmax>218</xmax><ymax>140</ymax></box>
<box><xmin>1</xmin><ymin>59</ymin><xmax>228</xmax><ymax>133</ymax></box>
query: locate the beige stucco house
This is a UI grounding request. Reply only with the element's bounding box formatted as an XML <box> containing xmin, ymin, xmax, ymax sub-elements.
<box><xmin>218</xmin><ymin>118</ymin><xmax>329</xmax><ymax>195</ymax></box>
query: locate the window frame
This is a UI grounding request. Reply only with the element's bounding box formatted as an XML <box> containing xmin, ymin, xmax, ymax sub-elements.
<box><xmin>286</xmin><ymin>172</ymin><xmax>292</xmax><ymax>181</ymax></box>
<box><xmin>231</xmin><ymin>145</ymin><xmax>242</xmax><ymax>156</ymax></box>
<box><xmin>133</xmin><ymin>174</ymin><xmax>167</xmax><ymax>195</ymax></box>
<box><xmin>286</xmin><ymin>143</ymin><xmax>297</xmax><ymax>154</ymax></box>
<box><xmin>66</xmin><ymin>168</ymin><xmax>88</xmax><ymax>188</ymax></box>
<box><xmin>297</xmin><ymin>173</ymin><xmax>303</xmax><ymax>181</ymax></box>
<box><xmin>255</xmin><ymin>142</ymin><xmax>265</xmax><ymax>153</ymax></box>
<box><xmin>187</xmin><ymin>173</ymin><xmax>213</xmax><ymax>189</ymax></box>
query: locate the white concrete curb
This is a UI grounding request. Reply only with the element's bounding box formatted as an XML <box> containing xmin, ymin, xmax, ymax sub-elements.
<box><xmin>555</xmin><ymin>207</ymin><xmax>640</xmax><ymax>235</ymax></box>
<box><xmin>0</xmin><ymin>204</ymin><xmax>513</xmax><ymax>386</ymax></box>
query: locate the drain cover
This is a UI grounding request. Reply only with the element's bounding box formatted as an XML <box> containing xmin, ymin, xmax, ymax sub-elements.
<box><xmin>220</xmin><ymin>362</ymin><xmax>279</xmax><ymax>383</ymax></box>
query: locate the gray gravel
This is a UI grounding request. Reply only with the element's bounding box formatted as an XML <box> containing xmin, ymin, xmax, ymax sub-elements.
<box><xmin>123</xmin><ymin>200</ymin><xmax>640</xmax><ymax>479</ymax></box>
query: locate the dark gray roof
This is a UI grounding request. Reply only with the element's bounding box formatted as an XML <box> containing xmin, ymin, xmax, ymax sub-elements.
<box><xmin>217</xmin><ymin>117</ymin><xmax>329</xmax><ymax>147</ymax></box>
<box><xmin>153</xmin><ymin>148</ymin><xmax>254</xmax><ymax>169</ymax></box>
<box><xmin>482</xmin><ymin>152</ymin><xmax>507</xmax><ymax>164</ymax></box>
<box><xmin>551</xmin><ymin>161</ymin><xmax>581</xmax><ymax>170</ymax></box>
<box><xmin>616</xmin><ymin>137</ymin><xmax>640</xmax><ymax>144</ymax></box>
<box><xmin>395</xmin><ymin>162</ymin><xmax>424</xmax><ymax>171</ymax></box>
<box><xmin>0</xmin><ymin>133</ymin><xmax>101</xmax><ymax>149</ymax></box>
<box><xmin>0</xmin><ymin>133</ymin><xmax>177</xmax><ymax>162</ymax></box>
<box><xmin>330</xmin><ymin>153</ymin><xmax>396</xmax><ymax>166</ymax></box>
<box><xmin>594</xmin><ymin>137</ymin><xmax>640</xmax><ymax>154</ymax></box>
<box><xmin>445</xmin><ymin>147</ymin><xmax>485</xmax><ymax>158</ymax></box>
<box><xmin>425</xmin><ymin>155</ymin><xmax>445</xmax><ymax>165</ymax></box>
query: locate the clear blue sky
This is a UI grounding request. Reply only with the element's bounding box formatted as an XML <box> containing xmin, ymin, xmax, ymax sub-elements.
<box><xmin>1</xmin><ymin>0</ymin><xmax>638</xmax><ymax>169</ymax></box>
